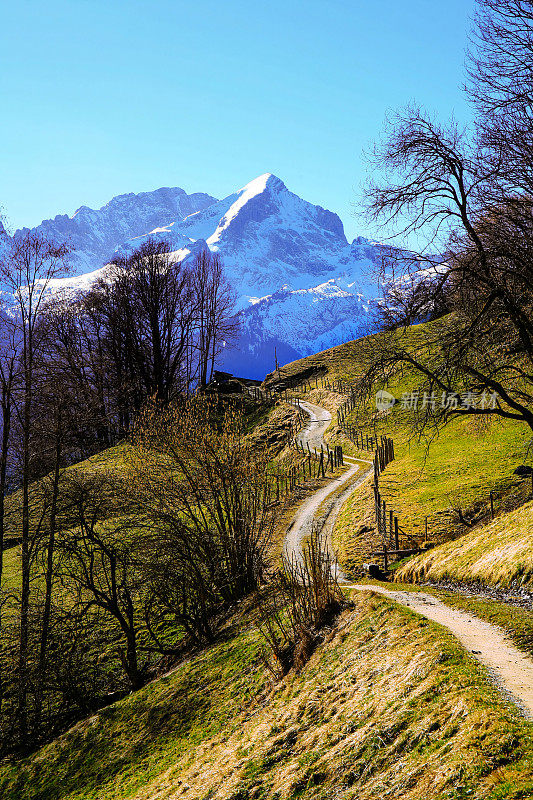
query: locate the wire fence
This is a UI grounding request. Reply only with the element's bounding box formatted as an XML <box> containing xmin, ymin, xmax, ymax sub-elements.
<box><xmin>244</xmin><ymin>387</ymin><xmax>345</xmax><ymax>507</ymax></box>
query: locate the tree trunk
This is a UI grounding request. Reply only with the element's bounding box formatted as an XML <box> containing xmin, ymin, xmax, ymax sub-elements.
<box><xmin>18</xmin><ymin>336</ymin><xmax>33</xmax><ymax>747</ymax></box>
<box><xmin>35</xmin><ymin>404</ymin><xmax>62</xmax><ymax>731</ymax></box>
<box><xmin>0</xmin><ymin>378</ymin><xmax>13</xmax><ymax>720</ymax></box>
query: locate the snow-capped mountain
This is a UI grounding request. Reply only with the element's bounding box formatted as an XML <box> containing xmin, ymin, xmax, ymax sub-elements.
<box><xmin>119</xmin><ymin>174</ymin><xmax>379</xmax><ymax>308</ymax></box>
<box><xmin>6</xmin><ymin>174</ymin><xmax>389</xmax><ymax>379</ymax></box>
<box><xmin>225</xmin><ymin>279</ymin><xmax>374</xmax><ymax>377</ymax></box>
<box><xmin>14</xmin><ymin>187</ymin><xmax>216</xmax><ymax>276</ymax></box>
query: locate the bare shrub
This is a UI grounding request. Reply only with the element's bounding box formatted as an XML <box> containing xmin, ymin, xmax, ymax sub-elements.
<box><xmin>129</xmin><ymin>396</ymin><xmax>276</xmax><ymax>646</ymax></box>
<box><xmin>256</xmin><ymin>529</ymin><xmax>344</xmax><ymax>678</ymax></box>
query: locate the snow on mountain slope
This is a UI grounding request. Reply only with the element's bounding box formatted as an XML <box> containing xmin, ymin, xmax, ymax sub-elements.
<box><xmin>121</xmin><ymin>174</ymin><xmax>377</xmax><ymax>307</ymax></box>
<box><xmin>14</xmin><ymin>187</ymin><xmax>216</xmax><ymax>276</ymax></box>
<box><xmin>221</xmin><ymin>278</ymin><xmax>373</xmax><ymax>378</ymax></box>
<box><xmin>7</xmin><ymin>175</ymin><xmax>394</xmax><ymax>379</ymax></box>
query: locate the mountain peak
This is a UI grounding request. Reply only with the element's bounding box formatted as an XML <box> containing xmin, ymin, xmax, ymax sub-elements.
<box><xmin>238</xmin><ymin>173</ymin><xmax>285</xmax><ymax>194</ymax></box>
<box><xmin>14</xmin><ymin>186</ymin><xmax>217</xmax><ymax>275</ymax></box>
<box><xmin>206</xmin><ymin>174</ymin><xmax>286</xmax><ymax>247</ymax></box>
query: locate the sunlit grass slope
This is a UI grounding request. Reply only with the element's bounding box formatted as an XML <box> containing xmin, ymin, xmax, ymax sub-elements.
<box><xmin>2</xmin><ymin>592</ymin><xmax>533</xmax><ymax>800</ymax></box>
<box><xmin>397</xmin><ymin>499</ymin><xmax>533</xmax><ymax>587</ymax></box>
<box><xmin>273</xmin><ymin>320</ymin><xmax>532</xmax><ymax>576</ymax></box>
<box><xmin>1</xmin><ymin>441</ymin><xmax>136</xmax><ymax>591</ymax></box>
<box><xmin>1</xmin><ymin>397</ymin><xmax>300</xmax><ymax>592</ymax></box>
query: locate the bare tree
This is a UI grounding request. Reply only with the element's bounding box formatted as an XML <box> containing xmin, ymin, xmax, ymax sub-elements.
<box><xmin>191</xmin><ymin>251</ymin><xmax>238</xmax><ymax>390</ymax></box>
<box><xmin>0</xmin><ymin>309</ymin><xmax>20</xmax><ymax>724</ymax></box>
<box><xmin>256</xmin><ymin>529</ymin><xmax>343</xmax><ymax>678</ymax></box>
<box><xmin>42</xmin><ymin>296</ymin><xmax>119</xmax><ymax>451</ymax></box>
<box><xmin>130</xmin><ymin>397</ymin><xmax>275</xmax><ymax>643</ymax></box>
<box><xmin>104</xmin><ymin>238</ymin><xmax>199</xmax><ymax>403</ymax></box>
<box><xmin>360</xmin><ymin>1</ymin><xmax>533</xmax><ymax>442</ymax></box>
<box><xmin>0</xmin><ymin>231</ymin><xmax>70</xmax><ymax>743</ymax></box>
<box><xmin>467</xmin><ymin>0</ymin><xmax>533</xmax><ymax>194</ymax></box>
<box><xmin>56</xmin><ymin>473</ymin><xmax>146</xmax><ymax>690</ymax></box>
<box><xmin>47</xmin><ymin>240</ymin><xmax>238</xmax><ymax>437</ymax></box>
<box><xmin>361</xmin><ymin>96</ymin><xmax>533</xmax><ymax>436</ymax></box>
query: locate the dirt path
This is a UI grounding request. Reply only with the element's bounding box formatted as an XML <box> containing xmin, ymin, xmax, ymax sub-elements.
<box><xmin>284</xmin><ymin>400</ymin><xmax>533</xmax><ymax>719</ymax></box>
<box><xmin>283</xmin><ymin>401</ymin><xmax>372</xmax><ymax>575</ymax></box>
<box><xmin>348</xmin><ymin>584</ymin><xmax>533</xmax><ymax>718</ymax></box>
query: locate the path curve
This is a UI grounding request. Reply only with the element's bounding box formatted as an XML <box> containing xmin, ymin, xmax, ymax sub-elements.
<box><xmin>349</xmin><ymin>584</ymin><xmax>533</xmax><ymax>719</ymax></box>
<box><xmin>283</xmin><ymin>400</ymin><xmax>372</xmax><ymax>575</ymax></box>
<box><xmin>283</xmin><ymin>400</ymin><xmax>533</xmax><ymax>719</ymax></box>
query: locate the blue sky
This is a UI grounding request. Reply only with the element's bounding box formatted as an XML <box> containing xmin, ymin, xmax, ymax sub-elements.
<box><xmin>2</xmin><ymin>0</ymin><xmax>475</xmax><ymax>240</ymax></box>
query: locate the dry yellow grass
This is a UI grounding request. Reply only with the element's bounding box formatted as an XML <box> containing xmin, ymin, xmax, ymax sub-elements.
<box><xmin>397</xmin><ymin>499</ymin><xmax>533</xmax><ymax>587</ymax></box>
<box><xmin>123</xmin><ymin>594</ymin><xmax>533</xmax><ymax>800</ymax></box>
<box><xmin>5</xmin><ymin>593</ymin><xmax>533</xmax><ymax>800</ymax></box>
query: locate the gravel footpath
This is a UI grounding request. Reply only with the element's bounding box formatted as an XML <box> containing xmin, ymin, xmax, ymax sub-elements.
<box><xmin>284</xmin><ymin>400</ymin><xmax>533</xmax><ymax>719</ymax></box>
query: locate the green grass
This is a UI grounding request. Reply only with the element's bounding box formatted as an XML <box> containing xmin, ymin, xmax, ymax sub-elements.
<box><xmin>374</xmin><ymin>411</ymin><xmax>531</xmax><ymax>542</ymax></box>
<box><xmin>3</xmin><ymin>594</ymin><xmax>533</xmax><ymax>800</ymax></box>
<box><xmin>275</xmin><ymin>320</ymin><xmax>532</xmax><ymax>581</ymax></box>
<box><xmin>1</xmin><ymin>442</ymin><xmax>136</xmax><ymax>589</ymax></box>
<box><xmin>0</xmin><ymin>627</ymin><xmax>266</xmax><ymax>800</ymax></box>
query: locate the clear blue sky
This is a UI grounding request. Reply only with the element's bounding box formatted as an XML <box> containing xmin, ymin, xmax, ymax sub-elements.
<box><xmin>1</xmin><ymin>0</ymin><xmax>475</xmax><ymax>240</ymax></box>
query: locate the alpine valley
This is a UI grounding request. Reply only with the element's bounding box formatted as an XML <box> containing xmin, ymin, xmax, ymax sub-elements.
<box><xmin>8</xmin><ymin>174</ymin><xmax>386</xmax><ymax>378</ymax></box>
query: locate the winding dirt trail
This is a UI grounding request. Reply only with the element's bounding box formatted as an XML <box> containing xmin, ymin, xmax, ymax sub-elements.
<box><xmin>349</xmin><ymin>584</ymin><xmax>533</xmax><ymax>718</ymax></box>
<box><xmin>282</xmin><ymin>401</ymin><xmax>372</xmax><ymax>577</ymax></box>
<box><xmin>284</xmin><ymin>400</ymin><xmax>533</xmax><ymax>719</ymax></box>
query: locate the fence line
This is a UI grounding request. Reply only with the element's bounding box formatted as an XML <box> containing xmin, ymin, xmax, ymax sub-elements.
<box><xmin>338</xmin><ymin>423</ymin><xmax>381</xmax><ymax>453</ymax></box>
<box><xmin>250</xmin><ymin>375</ymin><xmax>531</xmax><ymax>568</ymax></box>
<box><xmin>262</xmin><ymin>375</ymin><xmax>357</xmax><ymax>397</ymax></box>
<box><xmin>329</xmin><ymin>382</ymin><xmax>419</xmax><ymax>567</ymax></box>
<box><xmin>261</xmin><ymin>457</ymin><xmax>327</xmax><ymax>507</ymax></box>
<box><xmin>246</xmin><ymin>381</ymin><xmax>402</xmax><ymax>540</ymax></box>
<box><xmin>334</xmin><ymin>389</ymin><xmax>416</xmax><ymax>568</ymax></box>
<box><xmin>244</xmin><ymin>387</ymin><xmax>345</xmax><ymax>504</ymax></box>
<box><xmin>246</xmin><ymin>379</ymin><xmax>417</xmax><ymax>565</ymax></box>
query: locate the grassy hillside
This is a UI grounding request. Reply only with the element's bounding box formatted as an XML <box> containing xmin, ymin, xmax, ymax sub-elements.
<box><xmin>2</xmin><ymin>591</ymin><xmax>533</xmax><ymax>800</ymax></box>
<box><xmin>0</xmin><ymin>395</ymin><xmax>312</xmax><ymax>754</ymax></box>
<box><xmin>1</xmin><ymin>397</ymin><xmax>297</xmax><ymax>577</ymax></box>
<box><xmin>396</xmin><ymin>499</ymin><xmax>533</xmax><ymax>587</ymax></box>
<box><xmin>2</xmin><ymin>335</ymin><xmax>533</xmax><ymax>798</ymax></box>
<box><xmin>271</xmin><ymin>321</ymin><xmax>532</xmax><ymax>581</ymax></box>
<box><xmin>0</xmin><ymin>441</ymin><xmax>136</xmax><ymax>590</ymax></box>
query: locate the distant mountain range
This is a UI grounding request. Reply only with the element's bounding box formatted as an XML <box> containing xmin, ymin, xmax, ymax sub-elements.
<box><xmin>14</xmin><ymin>187</ymin><xmax>216</xmax><ymax>276</ymax></box>
<box><xmin>7</xmin><ymin>174</ymin><xmax>388</xmax><ymax>378</ymax></box>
